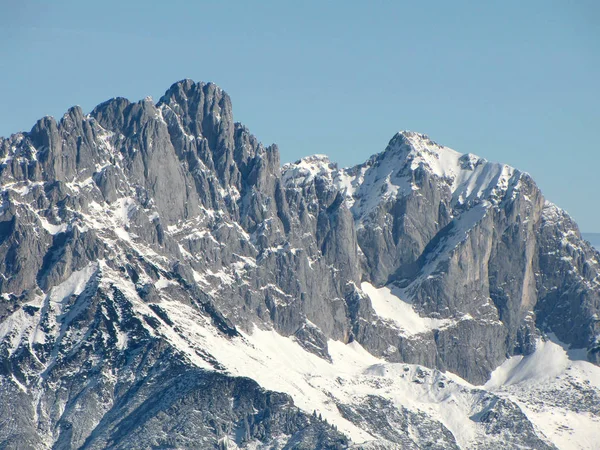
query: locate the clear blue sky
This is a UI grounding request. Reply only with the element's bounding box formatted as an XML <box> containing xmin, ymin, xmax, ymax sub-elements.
<box><xmin>1</xmin><ymin>1</ymin><xmax>598</xmax><ymax>230</ymax></box>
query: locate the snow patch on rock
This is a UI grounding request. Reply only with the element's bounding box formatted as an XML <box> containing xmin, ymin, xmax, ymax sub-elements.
<box><xmin>361</xmin><ymin>282</ymin><xmax>451</xmax><ymax>335</ymax></box>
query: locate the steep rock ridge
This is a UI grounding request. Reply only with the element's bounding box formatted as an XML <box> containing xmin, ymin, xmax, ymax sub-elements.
<box><xmin>0</xmin><ymin>79</ymin><xmax>599</xmax><ymax>449</ymax></box>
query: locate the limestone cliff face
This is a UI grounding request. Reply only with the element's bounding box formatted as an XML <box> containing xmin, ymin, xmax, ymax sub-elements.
<box><xmin>0</xmin><ymin>79</ymin><xmax>598</xmax><ymax>449</ymax></box>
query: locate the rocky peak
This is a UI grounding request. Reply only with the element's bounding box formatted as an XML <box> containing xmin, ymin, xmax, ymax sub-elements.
<box><xmin>157</xmin><ymin>80</ymin><xmax>237</xmax><ymax>182</ymax></box>
<box><xmin>157</xmin><ymin>79</ymin><xmax>233</xmax><ymax>139</ymax></box>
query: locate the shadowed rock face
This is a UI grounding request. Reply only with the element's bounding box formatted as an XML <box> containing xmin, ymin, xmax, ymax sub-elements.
<box><xmin>0</xmin><ymin>79</ymin><xmax>598</xmax><ymax>449</ymax></box>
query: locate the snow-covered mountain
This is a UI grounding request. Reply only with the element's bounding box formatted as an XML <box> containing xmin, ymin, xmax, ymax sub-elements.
<box><xmin>0</xmin><ymin>79</ymin><xmax>599</xmax><ymax>449</ymax></box>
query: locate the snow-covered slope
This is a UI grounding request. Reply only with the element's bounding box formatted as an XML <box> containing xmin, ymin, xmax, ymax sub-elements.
<box><xmin>486</xmin><ymin>339</ymin><xmax>600</xmax><ymax>450</ymax></box>
<box><xmin>360</xmin><ymin>282</ymin><xmax>452</xmax><ymax>336</ymax></box>
<box><xmin>329</xmin><ymin>131</ymin><xmax>521</xmax><ymax>222</ymax></box>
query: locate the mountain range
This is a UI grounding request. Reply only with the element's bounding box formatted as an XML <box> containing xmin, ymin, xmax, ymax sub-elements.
<box><xmin>0</xmin><ymin>79</ymin><xmax>599</xmax><ymax>449</ymax></box>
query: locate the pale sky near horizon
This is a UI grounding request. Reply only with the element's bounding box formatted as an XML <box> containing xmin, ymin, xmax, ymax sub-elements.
<box><xmin>1</xmin><ymin>1</ymin><xmax>598</xmax><ymax>230</ymax></box>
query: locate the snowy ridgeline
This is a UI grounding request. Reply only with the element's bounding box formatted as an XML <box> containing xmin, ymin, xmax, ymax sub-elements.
<box><xmin>283</xmin><ymin>131</ymin><xmax>521</xmax><ymax>221</ymax></box>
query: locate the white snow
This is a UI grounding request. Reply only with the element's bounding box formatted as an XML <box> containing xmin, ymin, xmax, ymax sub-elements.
<box><xmin>521</xmin><ymin>408</ymin><xmax>600</xmax><ymax>450</ymax></box>
<box><xmin>114</xmin><ymin>197</ymin><xmax>135</xmax><ymax>227</ymax></box>
<box><xmin>0</xmin><ymin>263</ymin><xmax>97</xmax><ymax>358</ymax></box>
<box><xmin>485</xmin><ymin>339</ymin><xmax>569</xmax><ymax>388</ymax></box>
<box><xmin>38</xmin><ymin>216</ymin><xmax>68</xmax><ymax>235</ymax></box>
<box><xmin>154</xmin><ymin>277</ymin><xmax>177</xmax><ymax>290</ymax></box>
<box><xmin>0</xmin><ymin>309</ymin><xmax>34</xmax><ymax>356</ymax></box>
<box><xmin>49</xmin><ymin>263</ymin><xmax>98</xmax><ymax>307</ymax></box>
<box><xmin>398</xmin><ymin>131</ymin><xmax>517</xmax><ymax>204</ymax></box>
<box><xmin>146</xmin><ymin>299</ymin><xmax>512</xmax><ymax>447</ymax></box>
<box><xmin>485</xmin><ymin>338</ymin><xmax>600</xmax><ymax>449</ymax></box>
<box><xmin>115</xmin><ymin>330</ymin><xmax>129</xmax><ymax>350</ymax></box>
<box><xmin>361</xmin><ymin>282</ymin><xmax>450</xmax><ymax>335</ymax></box>
<box><xmin>154</xmin><ymin>300</ymin><xmax>378</xmax><ymax>442</ymax></box>
<box><xmin>282</xmin><ymin>155</ymin><xmax>337</xmax><ymax>187</ymax></box>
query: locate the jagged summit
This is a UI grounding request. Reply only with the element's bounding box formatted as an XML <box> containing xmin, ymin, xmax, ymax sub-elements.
<box><xmin>281</xmin><ymin>128</ymin><xmax>523</xmax><ymax>229</ymax></box>
<box><xmin>1</xmin><ymin>80</ymin><xmax>599</xmax><ymax>449</ymax></box>
<box><xmin>393</xmin><ymin>129</ymin><xmax>439</xmax><ymax>147</ymax></box>
<box><xmin>161</xmin><ymin>78</ymin><xmax>225</xmax><ymax>97</ymax></box>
